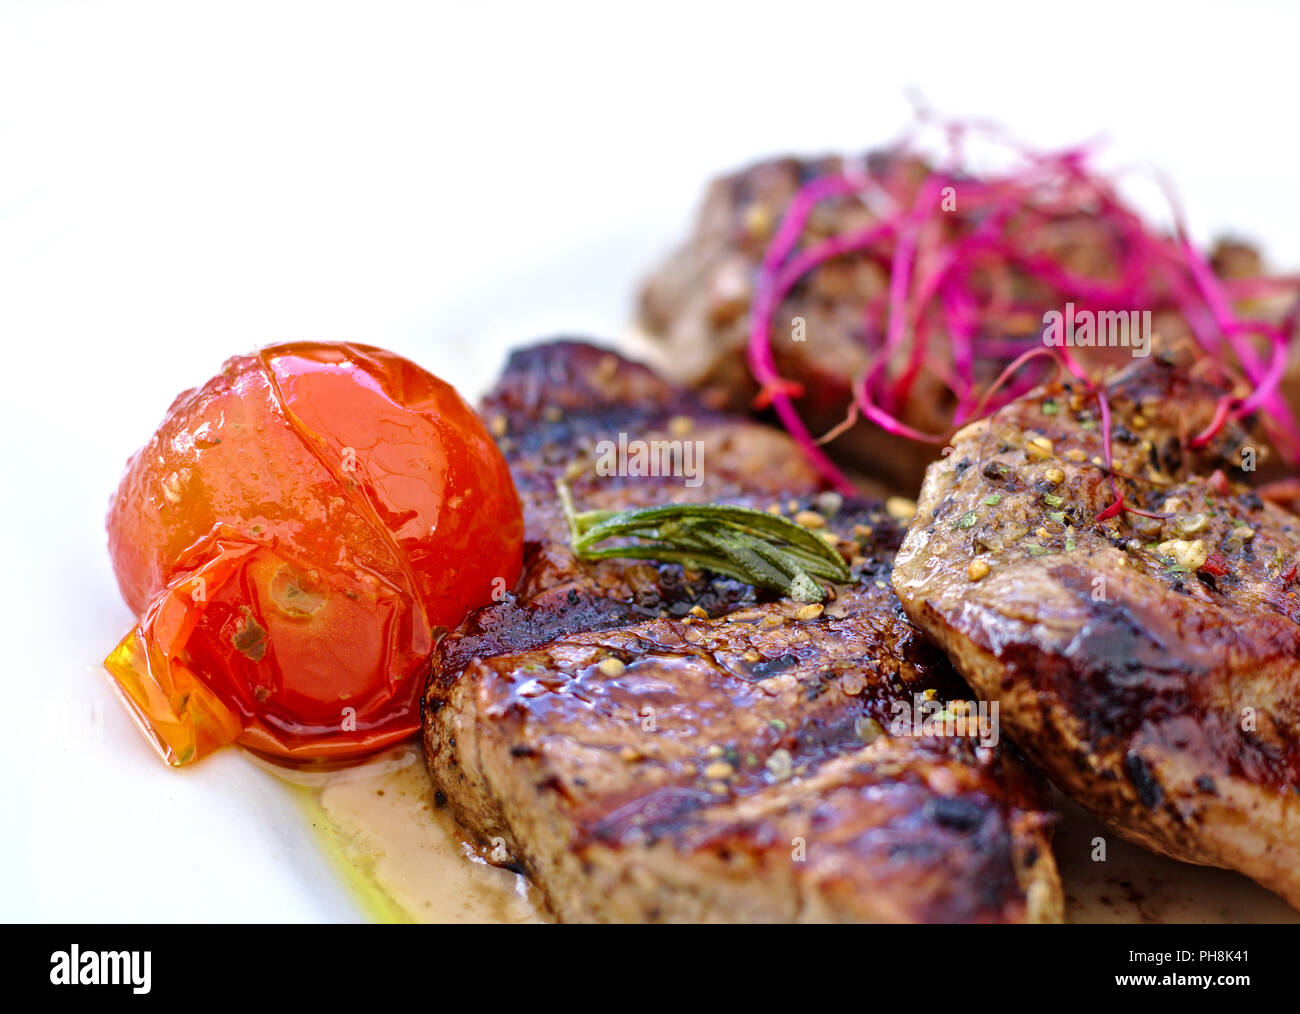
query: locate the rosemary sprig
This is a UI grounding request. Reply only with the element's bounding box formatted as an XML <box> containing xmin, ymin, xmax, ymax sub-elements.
<box><xmin>557</xmin><ymin>480</ymin><xmax>850</xmax><ymax>602</ymax></box>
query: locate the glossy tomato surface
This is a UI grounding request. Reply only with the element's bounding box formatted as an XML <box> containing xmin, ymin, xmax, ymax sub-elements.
<box><xmin>105</xmin><ymin>342</ymin><xmax>523</xmax><ymax>765</ymax></box>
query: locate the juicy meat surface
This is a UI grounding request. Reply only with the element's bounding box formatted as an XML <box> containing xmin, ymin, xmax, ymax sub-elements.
<box><xmin>424</xmin><ymin>340</ymin><xmax>1061</xmax><ymax>922</ymax></box>
<box><xmin>891</xmin><ymin>346</ymin><xmax>1300</xmax><ymax>909</ymax></box>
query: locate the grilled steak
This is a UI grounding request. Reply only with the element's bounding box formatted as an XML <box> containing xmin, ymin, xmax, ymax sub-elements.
<box><xmin>638</xmin><ymin>154</ymin><xmax>1145</xmax><ymax>493</ymax></box>
<box><xmin>639</xmin><ymin>154</ymin><xmax>1294</xmax><ymax>493</ymax></box>
<box><xmin>891</xmin><ymin>345</ymin><xmax>1300</xmax><ymax>908</ymax></box>
<box><xmin>423</xmin><ymin>340</ymin><xmax>1061</xmax><ymax>922</ymax></box>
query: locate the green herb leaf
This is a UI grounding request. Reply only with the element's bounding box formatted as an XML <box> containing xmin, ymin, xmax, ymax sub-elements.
<box><xmin>557</xmin><ymin>481</ymin><xmax>850</xmax><ymax>602</ymax></box>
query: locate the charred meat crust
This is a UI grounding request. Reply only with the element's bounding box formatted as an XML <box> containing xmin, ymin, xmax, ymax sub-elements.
<box><xmin>893</xmin><ymin>345</ymin><xmax>1300</xmax><ymax>909</ymax></box>
<box><xmin>423</xmin><ymin>339</ymin><xmax>1062</xmax><ymax>922</ymax></box>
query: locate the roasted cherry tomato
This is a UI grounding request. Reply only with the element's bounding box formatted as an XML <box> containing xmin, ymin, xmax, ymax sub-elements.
<box><xmin>105</xmin><ymin>342</ymin><xmax>523</xmax><ymax>765</ymax></box>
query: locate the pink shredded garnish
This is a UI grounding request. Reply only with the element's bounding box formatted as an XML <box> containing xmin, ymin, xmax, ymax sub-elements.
<box><xmin>746</xmin><ymin>118</ymin><xmax>1300</xmax><ymax>517</ymax></box>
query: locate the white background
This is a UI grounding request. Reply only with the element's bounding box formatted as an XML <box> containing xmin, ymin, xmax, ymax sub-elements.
<box><xmin>1</xmin><ymin>0</ymin><xmax>1296</xmax><ymax>921</ymax></box>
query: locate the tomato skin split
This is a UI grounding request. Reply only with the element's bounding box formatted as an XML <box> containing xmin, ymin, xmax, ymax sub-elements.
<box><xmin>105</xmin><ymin>343</ymin><xmax>524</xmax><ymax>765</ymax></box>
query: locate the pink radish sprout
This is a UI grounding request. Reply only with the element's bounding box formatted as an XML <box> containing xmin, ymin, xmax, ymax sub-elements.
<box><xmin>746</xmin><ymin>121</ymin><xmax>1300</xmax><ymax>517</ymax></box>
